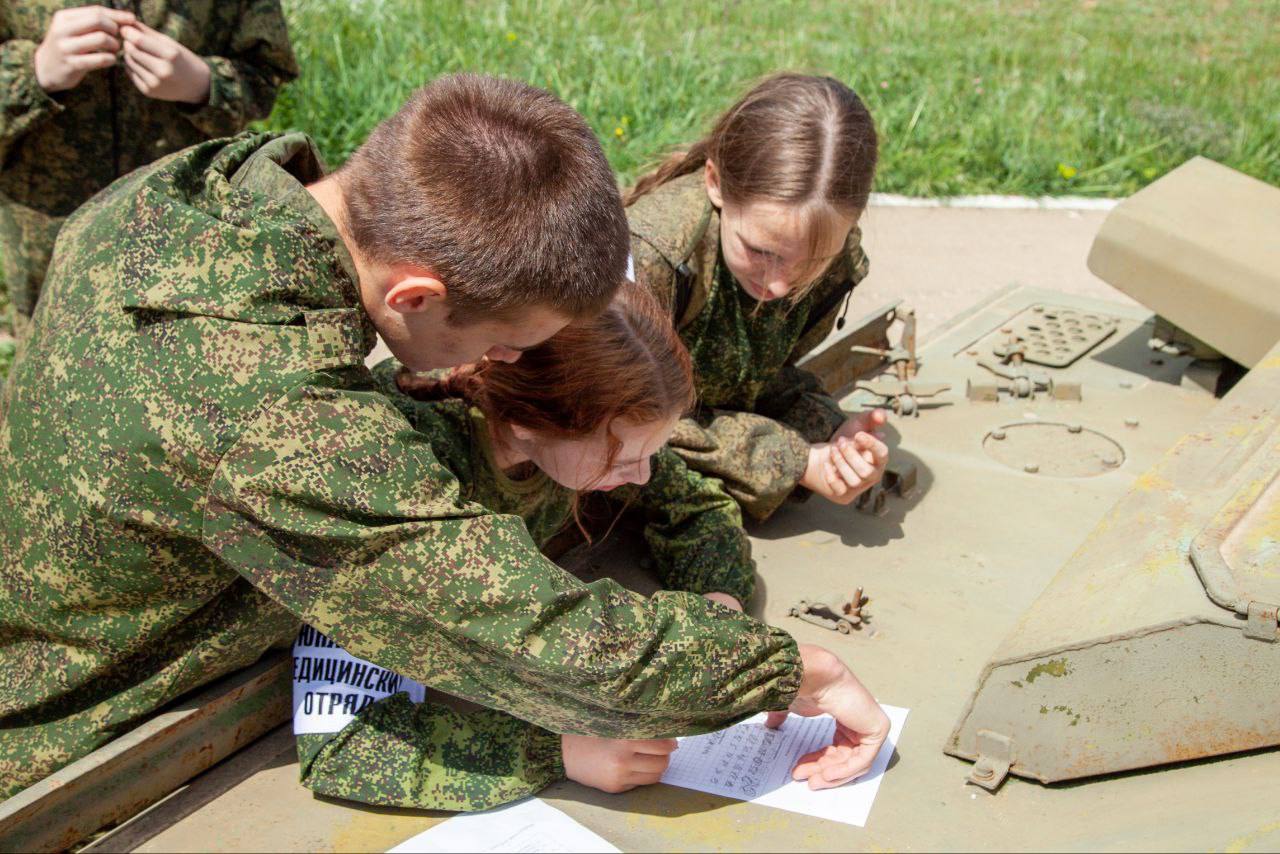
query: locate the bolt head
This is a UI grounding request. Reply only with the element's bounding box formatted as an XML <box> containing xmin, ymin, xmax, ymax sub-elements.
<box><xmin>1119</xmin><ymin>380</ymin><xmax>1134</xmax><ymax>389</ymax></box>
<box><xmin>1102</xmin><ymin>456</ymin><xmax>1121</xmax><ymax>468</ymax></box>
<box><xmin>1067</xmin><ymin>424</ymin><xmax>1083</xmax><ymax>433</ymax></box>
<box><xmin>991</xmin><ymin>429</ymin><xmax>1007</xmax><ymax>440</ymax></box>
<box><xmin>1024</xmin><ymin>463</ymin><xmax>1040</xmax><ymax>474</ymax></box>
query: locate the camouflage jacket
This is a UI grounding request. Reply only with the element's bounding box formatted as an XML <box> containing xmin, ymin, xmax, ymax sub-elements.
<box><xmin>0</xmin><ymin>0</ymin><xmax>297</xmax><ymax>327</ymax></box>
<box><xmin>0</xmin><ymin>131</ymin><xmax>800</xmax><ymax>798</ymax></box>
<box><xmin>627</xmin><ymin>172</ymin><xmax>871</xmax><ymax>520</ymax></box>
<box><xmin>294</xmin><ymin>376</ymin><xmax>756</xmax><ymax>810</ymax></box>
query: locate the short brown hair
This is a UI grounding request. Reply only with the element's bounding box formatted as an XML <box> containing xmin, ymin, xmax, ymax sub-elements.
<box><xmin>341</xmin><ymin>74</ymin><xmax>628</xmax><ymax>323</ymax></box>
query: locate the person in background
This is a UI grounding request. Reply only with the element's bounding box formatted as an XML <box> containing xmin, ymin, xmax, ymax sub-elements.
<box><xmin>0</xmin><ymin>1</ymin><xmax>297</xmax><ymax>339</ymax></box>
<box><xmin>625</xmin><ymin>73</ymin><xmax>890</xmax><ymax>524</ymax></box>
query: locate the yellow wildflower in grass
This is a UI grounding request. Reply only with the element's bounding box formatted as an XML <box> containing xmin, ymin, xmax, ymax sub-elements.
<box><xmin>614</xmin><ymin>126</ymin><xmax>625</xmax><ymax>138</ymax></box>
<box><xmin>1057</xmin><ymin>162</ymin><xmax>1078</xmax><ymax>179</ymax></box>
<box><xmin>505</xmin><ymin>31</ymin><xmax>518</xmax><ymax>42</ymax></box>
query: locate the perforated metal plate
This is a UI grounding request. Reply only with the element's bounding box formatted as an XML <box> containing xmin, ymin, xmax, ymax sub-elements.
<box><xmin>1003</xmin><ymin>305</ymin><xmax>1119</xmax><ymax>367</ymax></box>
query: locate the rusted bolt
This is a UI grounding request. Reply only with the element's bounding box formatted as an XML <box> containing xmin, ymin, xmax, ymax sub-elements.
<box><xmin>973</xmin><ymin>765</ymin><xmax>995</xmax><ymax>780</ymax></box>
<box><xmin>991</xmin><ymin>429</ymin><xmax>1006</xmax><ymax>440</ymax></box>
<box><xmin>1067</xmin><ymin>424</ymin><xmax>1083</xmax><ymax>433</ymax></box>
<box><xmin>1001</xmin><ymin>327</ymin><xmax>1013</xmax><ymax>334</ymax></box>
<box><xmin>1124</xmin><ymin>417</ymin><xmax>1140</xmax><ymax>428</ymax></box>
<box><xmin>1024</xmin><ymin>463</ymin><xmax>1040</xmax><ymax>474</ymax></box>
<box><xmin>967</xmin><ymin>349</ymin><xmax>979</xmax><ymax>356</ymax></box>
<box><xmin>1102</xmin><ymin>456</ymin><xmax>1121</xmax><ymax>468</ymax></box>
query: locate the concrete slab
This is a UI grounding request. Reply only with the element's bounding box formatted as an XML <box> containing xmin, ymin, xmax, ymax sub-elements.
<box><xmin>850</xmin><ymin>205</ymin><xmax>1136</xmax><ymax>343</ymax></box>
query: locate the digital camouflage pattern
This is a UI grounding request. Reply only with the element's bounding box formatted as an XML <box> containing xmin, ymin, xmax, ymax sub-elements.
<box><xmin>627</xmin><ymin>172</ymin><xmax>871</xmax><ymax>521</ymax></box>
<box><xmin>293</xmin><ymin>363</ymin><xmax>758</xmax><ymax>811</ymax></box>
<box><xmin>0</xmin><ymin>0</ymin><xmax>297</xmax><ymax>331</ymax></box>
<box><xmin>0</xmin><ymin>131</ymin><xmax>800</xmax><ymax>798</ymax></box>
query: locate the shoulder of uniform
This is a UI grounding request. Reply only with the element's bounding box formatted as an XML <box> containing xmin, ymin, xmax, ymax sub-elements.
<box><xmin>626</xmin><ymin>172</ymin><xmax>712</xmax><ymax>269</ymax></box>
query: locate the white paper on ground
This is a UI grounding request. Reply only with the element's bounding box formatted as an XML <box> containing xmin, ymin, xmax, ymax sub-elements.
<box><xmin>386</xmin><ymin>797</ymin><xmax>620</xmax><ymax>853</ymax></box>
<box><xmin>660</xmin><ymin>704</ymin><xmax>909</xmax><ymax>827</ymax></box>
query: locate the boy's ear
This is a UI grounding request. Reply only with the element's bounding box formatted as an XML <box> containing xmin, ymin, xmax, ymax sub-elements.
<box><xmin>704</xmin><ymin>160</ymin><xmax>724</xmax><ymax>209</ymax></box>
<box><xmin>385</xmin><ymin>270</ymin><xmax>447</xmax><ymax>315</ymax></box>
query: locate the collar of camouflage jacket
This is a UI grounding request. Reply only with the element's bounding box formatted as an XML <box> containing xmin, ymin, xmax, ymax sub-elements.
<box><xmin>626</xmin><ymin>172</ymin><xmax>719</xmax><ymax>330</ymax></box>
<box><xmin>118</xmin><ymin>131</ymin><xmax>374</xmax><ymax>355</ymax></box>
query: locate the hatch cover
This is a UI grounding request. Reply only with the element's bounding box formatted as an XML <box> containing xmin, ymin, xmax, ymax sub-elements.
<box><xmin>983</xmin><ymin>422</ymin><xmax>1125</xmax><ymax>478</ymax></box>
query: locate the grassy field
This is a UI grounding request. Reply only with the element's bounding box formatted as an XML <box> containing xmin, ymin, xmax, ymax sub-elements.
<box><xmin>1</xmin><ymin>0</ymin><xmax>1277</xmax><ymax>378</ymax></box>
<box><xmin>264</xmin><ymin>0</ymin><xmax>1280</xmax><ymax>197</ymax></box>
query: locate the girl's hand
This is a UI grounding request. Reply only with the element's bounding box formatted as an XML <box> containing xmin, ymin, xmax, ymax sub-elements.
<box><xmin>119</xmin><ymin>22</ymin><xmax>210</xmax><ymax>105</ymax></box>
<box><xmin>765</xmin><ymin>644</ymin><xmax>891</xmax><ymax>789</ymax></box>
<box><xmin>562</xmin><ymin>734</ymin><xmax>678</xmax><ymax>793</ymax></box>
<box><xmin>800</xmin><ymin>433</ymin><xmax>887</xmax><ymax>505</ymax></box>
<box><xmin>831</xmin><ymin>409</ymin><xmax>888</xmax><ymax>444</ymax></box>
<box><xmin>702</xmin><ymin>592</ymin><xmax>743</xmax><ymax>612</ymax></box>
<box><xmin>34</xmin><ymin>6</ymin><xmax>135</xmax><ymax>93</ymax></box>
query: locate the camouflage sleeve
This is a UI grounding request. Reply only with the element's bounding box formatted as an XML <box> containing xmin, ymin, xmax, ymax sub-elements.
<box><xmin>629</xmin><ymin>231</ymin><xmax>679</xmax><ymax>317</ymax></box>
<box><xmin>203</xmin><ymin>380</ymin><xmax>802</xmax><ymax>739</ymax></box>
<box><xmin>0</xmin><ymin>38</ymin><xmax>64</xmax><ymax>159</ymax></box>
<box><xmin>613</xmin><ymin>448</ymin><xmax>755</xmax><ymax>605</ymax></box>
<box><xmin>297</xmin><ymin>694</ymin><xmax>564</xmax><ymax>811</ymax></box>
<box><xmin>181</xmin><ymin>0</ymin><xmax>299</xmax><ymax>138</ymax></box>
<box><xmin>754</xmin><ymin>365</ymin><xmax>848</xmax><ymax>445</ymax></box>
<box><xmin>665</xmin><ymin>410</ymin><xmax>811</xmax><ymax>523</ymax></box>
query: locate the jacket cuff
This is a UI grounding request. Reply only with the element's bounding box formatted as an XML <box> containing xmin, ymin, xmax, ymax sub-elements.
<box><xmin>179</xmin><ymin>57</ymin><xmax>240</xmax><ymax>137</ymax></box>
<box><xmin>747</xmin><ymin>425</ymin><xmax>811</xmax><ymax>520</ymax></box>
<box><xmin>1</xmin><ymin>40</ymin><xmax>65</xmax><ymax>131</ymax></box>
<box><xmin>526</xmin><ymin>724</ymin><xmax>567</xmax><ymax>784</ymax></box>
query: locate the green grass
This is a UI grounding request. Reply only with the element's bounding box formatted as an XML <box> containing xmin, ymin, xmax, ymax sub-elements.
<box><xmin>262</xmin><ymin>0</ymin><xmax>1280</xmax><ymax>197</ymax></box>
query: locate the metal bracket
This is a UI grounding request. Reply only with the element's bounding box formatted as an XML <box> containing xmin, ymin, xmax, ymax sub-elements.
<box><xmin>1244</xmin><ymin>601</ymin><xmax>1278</xmax><ymax>642</ymax></box>
<box><xmin>856</xmin><ymin>463</ymin><xmax>919</xmax><ymax>515</ymax></box>
<box><xmin>968</xmin><ymin>730</ymin><xmax>1014</xmax><ymax>791</ymax></box>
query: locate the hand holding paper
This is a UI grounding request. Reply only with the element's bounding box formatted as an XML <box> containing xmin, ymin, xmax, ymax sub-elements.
<box><xmin>777</xmin><ymin>644</ymin><xmax>892</xmax><ymax>789</ymax></box>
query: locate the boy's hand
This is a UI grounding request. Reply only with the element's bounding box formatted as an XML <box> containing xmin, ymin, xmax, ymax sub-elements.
<box><xmin>34</xmin><ymin>6</ymin><xmax>135</xmax><ymax>93</ymax></box>
<box><xmin>562</xmin><ymin>734</ymin><xmax>678</xmax><ymax>793</ymax></box>
<box><xmin>120</xmin><ymin>22</ymin><xmax>210</xmax><ymax>105</ymax></box>
<box><xmin>702</xmin><ymin>592</ymin><xmax>743</xmax><ymax>612</ymax></box>
<box><xmin>799</xmin><ymin>433</ymin><xmax>888</xmax><ymax>505</ymax></box>
<box><xmin>766</xmin><ymin>644</ymin><xmax>891</xmax><ymax>789</ymax></box>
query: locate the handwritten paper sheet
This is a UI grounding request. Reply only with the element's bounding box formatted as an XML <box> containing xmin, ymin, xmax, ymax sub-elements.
<box><xmin>387</xmin><ymin>798</ymin><xmax>619</xmax><ymax>854</ymax></box>
<box><xmin>660</xmin><ymin>705</ymin><xmax>909</xmax><ymax>827</ymax></box>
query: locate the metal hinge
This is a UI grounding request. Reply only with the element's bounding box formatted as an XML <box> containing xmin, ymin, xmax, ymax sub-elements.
<box><xmin>967</xmin><ymin>730</ymin><xmax>1014</xmax><ymax>791</ymax></box>
<box><xmin>1244</xmin><ymin>601</ymin><xmax>1278</xmax><ymax>642</ymax></box>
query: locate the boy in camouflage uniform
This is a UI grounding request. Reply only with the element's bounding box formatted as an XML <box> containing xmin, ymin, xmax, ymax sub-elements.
<box><xmin>291</xmin><ymin>320</ymin><xmax>757</xmax><ymax>809</ymax></box>
<box><xmin>0</xmin><ymin>75</ymin><xmax>890</xmax><ymax>801</ymax></box>
<box><xmin>0</xmin><ymin>1</ymin><xmax>297</xmax><ymax>337</ymax></box>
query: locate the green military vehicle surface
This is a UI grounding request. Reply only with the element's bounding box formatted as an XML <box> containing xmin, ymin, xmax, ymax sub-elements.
<box><xmin>2</xmin><ymin>158</ymin><xmax>1278</xmax><ymax>852</ymax></box>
